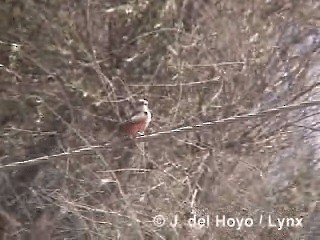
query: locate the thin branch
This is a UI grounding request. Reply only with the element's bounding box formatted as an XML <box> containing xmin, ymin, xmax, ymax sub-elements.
<box><xmin>187</xmin><ymin>61</ymin><xmax>245</xmax><ymax>68</ymax></box>
<box><xmin>98</xmin><ymin>168</ymin><xmax>151</xmax><ymax>173</ymax></box>
<box><xmin>1</xmin><ymin>100</ymin><xmax>320</xmax><ymax>170</ymax></box>
<box><xmin>127</xmin><ymin>77</ymin><xmax>220</xmax><ymax>87</ymax></box>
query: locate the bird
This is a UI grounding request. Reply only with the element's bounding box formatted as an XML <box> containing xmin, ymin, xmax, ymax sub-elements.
<box><xmin>120</xmin><ymin>99</ymin><xmax>152</xmax><ymax>137</ymax></box>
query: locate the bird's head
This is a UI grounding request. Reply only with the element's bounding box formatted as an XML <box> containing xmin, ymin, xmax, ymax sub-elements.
<box><xmin>136</xmin><ymin>99</ymin><xmax>148</xmax><ymax>107</ymax></box>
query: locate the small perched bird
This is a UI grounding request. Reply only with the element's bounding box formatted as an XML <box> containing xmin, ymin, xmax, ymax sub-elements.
<box><xmin>120</xmin><ymin>99</ymin><xmax>152</xmax><ymax>137</ymax></box>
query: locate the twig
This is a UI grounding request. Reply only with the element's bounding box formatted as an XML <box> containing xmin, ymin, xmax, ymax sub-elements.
<box><xmin>127</xmin><ymin>77</ymin><xmax>220</xmax><ymax>87</ymax></box>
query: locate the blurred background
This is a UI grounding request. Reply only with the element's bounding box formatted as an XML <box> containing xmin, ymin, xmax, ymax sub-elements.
<box><xmin>0</xmin><ymin>0</ymin><xmax>319</xmax><ymax>239</ymax></box>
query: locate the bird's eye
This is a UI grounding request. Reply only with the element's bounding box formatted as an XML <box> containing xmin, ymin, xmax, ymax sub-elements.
<box><xmin>144</xmin><ymin>111</ymin><xmax>148</xmax><ymax>115</ymax></box>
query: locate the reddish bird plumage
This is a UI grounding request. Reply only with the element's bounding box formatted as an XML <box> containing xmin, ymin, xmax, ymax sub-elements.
<box><xmin>120</xmin><ymin>99</ymin><xmax>151</xmax><ymax>137</ymax></box>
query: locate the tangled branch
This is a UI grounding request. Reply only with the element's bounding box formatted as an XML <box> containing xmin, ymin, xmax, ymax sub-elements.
<box><xmin>1</xmin><ymin>100</ymin><xmax>319</xmax><ymax>170</ymax></box>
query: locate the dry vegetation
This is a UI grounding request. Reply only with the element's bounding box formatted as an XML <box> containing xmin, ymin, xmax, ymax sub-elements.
<box><xmin>0</xmin><ymin>0</ymin><xmax>319</xmax><ymax>239</ymax></box>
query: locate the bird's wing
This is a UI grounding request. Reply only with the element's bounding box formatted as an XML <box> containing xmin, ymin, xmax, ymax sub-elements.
<box><xmin>128</xmin><ymin>111</ymin><xmax>146</xmax><ymax>122</ymax></box>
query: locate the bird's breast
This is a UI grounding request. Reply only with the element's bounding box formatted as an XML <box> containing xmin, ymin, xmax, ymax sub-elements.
<box><xmin>121</xmin><ymin>119</ymin><xmax>147</xmax><ymax>136</ymax></box>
